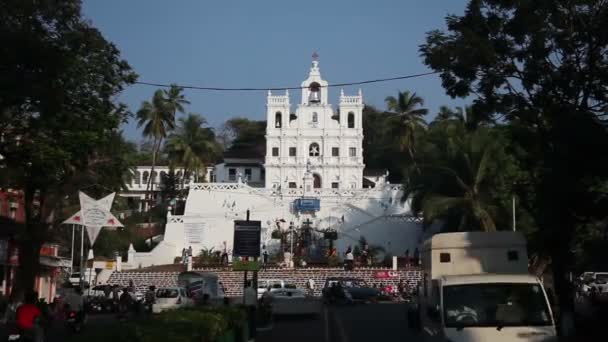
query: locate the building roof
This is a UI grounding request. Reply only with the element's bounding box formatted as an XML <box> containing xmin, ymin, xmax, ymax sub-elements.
<box><xmin>422</xmin><ymin>231</ymin><xmax>526</xmax><ymax>251</ymax></box>
<box><xmin>224</xmin><ymin>163</ymin><xmax>263</xmax><ymax>167</ymax></box>
<box><xmin>441</xmin><ymin>273</ymin><xmax>541</xmax><ymax>286</ymax></box>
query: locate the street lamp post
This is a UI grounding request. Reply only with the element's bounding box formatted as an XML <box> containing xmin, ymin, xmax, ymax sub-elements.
<box><xmin>289</xmin><ymin>222</ymin><xmax>294</xmax><ymax>256</ymax></box>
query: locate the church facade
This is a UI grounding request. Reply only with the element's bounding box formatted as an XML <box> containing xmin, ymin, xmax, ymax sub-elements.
<box><xmin>123</xmin><ymin>58</ymin><xmax>425</xmax><ymax>269</ymax></box>
<box><xmin>264</xmin><ymin>57</ymin><xmax>364</xmax><ymax>191</ymax></box>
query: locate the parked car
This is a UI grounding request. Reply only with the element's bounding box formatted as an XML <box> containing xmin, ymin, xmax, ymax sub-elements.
<box><xmin>152</xmin><ymin>287</ymin><xmax>193</xmax><ymax>313</ymax></box>
<box><xmin>257</xmin><ymin>279</ymin><xmax>296</xmax><ymax>298</ymax></box>
<box><xmin>322</xmin><ymin>277</ymin><xmax>381</xmax><ymax>304</ymax></box>
<box><xmin>265</xmin><ymin>288</ymin><xmax>322</xmax><ymax>317</ymax></box>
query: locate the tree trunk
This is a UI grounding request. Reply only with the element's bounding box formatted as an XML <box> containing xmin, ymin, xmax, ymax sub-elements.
<box><xmin>14</xmin><ymin>189</ymin><xmax>44</xmax><ymax>295</ymax></box>
<box><xmin>15</xmin><ymin>236</ymin><xmax>41</xmax><ymax>294</ymax></box>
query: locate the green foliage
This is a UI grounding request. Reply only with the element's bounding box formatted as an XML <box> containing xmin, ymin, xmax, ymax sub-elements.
<box><xmin>219</xmin><ymin>118</ymin><xmax>266</xmax><ymax>158</ymax></box>
<box><xmin>68</xmin><ymin>307</ymin><xmax>244</xmax><ymax>342</ymax></box>
<box><xmin>421</xmin><ymin>0</ymin><xmax>608</xmax><ymax>306</ymax></box>
<box><xmin>407</xmin><ymin>122</ymin><xmax>522</xmax><ymax>232</ymax></box>
<box><xmin>165</xmin><ymin>113</ymin><xmax>222</xmax><ymax>185</ymax></box>
<box><xmin>0</xmin><ymin>0</ymin><xmax>136</xmax><ymax>290</ymax></box>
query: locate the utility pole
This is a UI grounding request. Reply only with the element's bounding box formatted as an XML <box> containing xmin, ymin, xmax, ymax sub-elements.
<box><xmin>512</xmin><ymin>195</ymin><xmax>516</xmax><ymax>232</ymax></box>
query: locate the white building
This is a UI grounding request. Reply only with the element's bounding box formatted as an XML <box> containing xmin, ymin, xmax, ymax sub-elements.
<box><xmin>123</xmin><ymin>58</ymin><xmax>424</xmax><ymax>268</ymax></box>
<box><xmin>120</xmin><ymin>165</ymin><xmax>213</xmax><ymax>212</ymax></box>
<box><xmin>264</xmin><ymin>58</ymin><xmax>364</xmax><ymax>190</ymax></box>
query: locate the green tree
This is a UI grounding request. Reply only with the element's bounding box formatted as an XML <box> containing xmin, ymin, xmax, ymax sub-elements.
<box><xmin>165</xmin><ymin>113</ymin><xmax>220</xmax><ymax>188</ymax></box>
<box><xmin>408</xmin><ymin>123</ymin><xmax>518</xmax><ymax>232</ymax></box>
<box><xmin>384</xmin><ymin>91</ymin><xmax>428</xmax><ymax>175</ymax></box>
<box><xmin>136</xmin><ymin>90</ymin><xmax>175</xmax><ymax>202</ymax></box>
<box><xmin>219</xmin><ymin>118</ymin><xmax>266</xmax><ymax>158</ymax></box>
<box><xmin>0</xmin><ymin>0</ymin><xmax>136</xmax><ymax>291</ymax></box>
<box><xmin>362</xmin><ymin>105</ymin><xmax>406</xmax><ymax>182</ymax></box>
<box><xmin>421</xmin><ymin>0</ymin><xmax>608</xmax><ymax>314</ymax></box>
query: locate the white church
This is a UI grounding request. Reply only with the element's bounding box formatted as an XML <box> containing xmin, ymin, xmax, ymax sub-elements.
<box><xmin>123</xmin><ymin>57</ymin><xmax>424</xmax><ymax>268</ymax></box>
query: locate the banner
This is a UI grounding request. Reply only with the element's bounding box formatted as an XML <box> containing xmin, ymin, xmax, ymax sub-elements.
<box><xmin>62</xmin><ymin>192</ymin><xmax>123</xmax><ymax>246</ymax></box>
<box><xmin>184</xmin><ymin>221</ymin><xmax>206</xmax><ymax>245</ymax></box>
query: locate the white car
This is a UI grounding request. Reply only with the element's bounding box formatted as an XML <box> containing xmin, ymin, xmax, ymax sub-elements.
<box><xmin>266</xmin><ymin>288</ymin><xmax>322</xmax><ymax>317</ymax></box>
<box><xmin>257</xmin><ymin>279</ymin><xmax>295</xmax><ymax>298</ymax></box>
<box><xmin>152</xmin><ymin>287</ymin><xmax>193</xmax><ymax>313</ymax></box>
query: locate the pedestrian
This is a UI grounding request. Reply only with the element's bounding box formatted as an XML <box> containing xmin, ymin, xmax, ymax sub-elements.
<box><xmin>243</xmin><ymin>281</ymin><xmax>257</xmax><ymax>340</ymax></box>
<box><xmin>181</xmin><ymin>248</ymin><xmax>187</xmax><ymax>264</ymax></box>
<box><xmin>413</xmin><ymin>247</ymin><xmax>420</xmax><ymax>266</ymax></box>
<box><xmin>262</xmin><ymin>245</ymin><xmax>269</xmax><ymax>266</ymax></box>
<box><xmin>187</xmin><ymin>246</ymin><xmax>193</xmax><ymax>257</ymax></box>
<box><xmin>307</xmin><ymin>279</ymin><xmax>315</xmax><ymax>296</ymax></box>
<box><xmin>362</xmin><ymin>243</ymin><xmax>370</xmax><ymax>266</ymax></box>
<box><xmin>398</xmin><ymin>280</ymin><xmax>405</xmax><ymax>298</ymax></box>
<box><xmin>15</xmin><ymin>291</ymin><xmax>43</xmax><ymax>342</ymax></box>
<box><xmin>345</xmin><ymin>249</ymin><xmax>354</xmax><ymax>271</ymax></box>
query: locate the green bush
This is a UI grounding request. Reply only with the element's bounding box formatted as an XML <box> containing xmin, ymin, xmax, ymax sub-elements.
<box><xmin>68</xmin><ymin>306</ymin><xmax>247</xmax><ymax>342</ymax></box>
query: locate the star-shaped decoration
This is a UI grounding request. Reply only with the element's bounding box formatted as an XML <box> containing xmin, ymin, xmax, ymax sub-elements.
<box><xmin>62</xmin><ymin>192</ymin><xmax>123</xmax><ymax>245</ymax></box>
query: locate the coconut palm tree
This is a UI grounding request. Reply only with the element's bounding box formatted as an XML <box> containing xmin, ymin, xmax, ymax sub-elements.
<box><xmin>385</xmin><ymin>91</ymin><xmax>429</xmax><ymax>174</ymax></box>
<box><xmin>407</xmin><ymin>125</ymin><xmax>507</xmax><ymax>232</ymax></box>
<box><xmin>165</xmin><ymin>113</ymin><xmax>219</xmax><ymax>189</ymax></box>
<box><xmin>164</xmin><ymin>84</ymin><xmax>190</xmax><ymax>119</ymax></box>
<box><xmin>136</xmin><ymin>90</ymin><xmax>175</xmax><ymax>204</ymax></box>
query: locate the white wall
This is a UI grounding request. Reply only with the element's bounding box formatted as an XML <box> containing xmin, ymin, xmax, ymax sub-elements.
<box><xmin>167</xmin><ymin>183</ymin><xmax>421</xmax><ymax>258</ymax></box>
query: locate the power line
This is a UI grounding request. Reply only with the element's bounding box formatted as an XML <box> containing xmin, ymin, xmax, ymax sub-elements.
<box><xmin>133</xmin><ymin>71</ymin><xmax>440</xmax><ymax>92</ymax></box>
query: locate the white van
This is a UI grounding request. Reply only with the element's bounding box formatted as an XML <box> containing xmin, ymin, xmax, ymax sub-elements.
<box><xmin>410</xmin><ymin>231</ymin><xmax>556</xmax><ymax>341</ymax></box>
<box><xmin>257</xmin><ymin>279</ymin><xmax>296</xmax><ymax>298</ymax></box>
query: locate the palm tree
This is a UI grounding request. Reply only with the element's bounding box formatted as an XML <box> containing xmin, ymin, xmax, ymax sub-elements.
<box><xmin>164</xmin><ymin>84</ymin><xmax>190</xmax><ymax>118</ymax></box>
<box><xmin>433</xmin><ymin>105</ymin><xmax>492</xmax><ymax>131</ymax></box>
<box><xmin>385</xmin><ymin>91</ymin><xmax>429</xmax><ymax>174</ymax></box>
<box><xmin>136</xmin><ymin>89</ymin><xmax>175</xmax><ymax>205</ymax></box>
<box><xmin>166</xmin><ymin>113</ymin><xmax>219</xmax><ymax>189</ymax></box>
<box><xmin>407</xmin><ymin>126</ymin><xmax>505</xmax><ymax>232</ymax></box>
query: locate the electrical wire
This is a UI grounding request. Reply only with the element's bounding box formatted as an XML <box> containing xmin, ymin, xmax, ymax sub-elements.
<box><xmin>133</xmin><ymin>71</ymin><xmax>439</xmax><ymax>92</ymax></box>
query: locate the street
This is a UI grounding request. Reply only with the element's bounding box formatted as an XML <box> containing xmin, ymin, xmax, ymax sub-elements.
<box><xmin>258</xmin><ymin>302</ymin><xmax>421</xmax><ymax>342</ymax></box>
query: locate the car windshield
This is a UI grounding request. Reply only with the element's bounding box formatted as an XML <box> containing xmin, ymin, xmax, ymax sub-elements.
<box><xmin>594</xmin><ymin>274</ymin><xmax>608</xmax><ymax>283</ymax></box>
<box><xmin>156</xmin><ymin>289</ymin><xmax>179</xmax><ymax>298</ymax></box>
<box><xmin>284</xmin><ymin>284</ymin><xmax>297</xmax><ymax>289</ymax></box>
<box><xmin>443</xmin><ymin>283</ymin><xmax>552</xmax><ymax>328</ymax></box>
<box><xmin>342</xmin><ymin>280</ymin><xmax>364</xmax><ymax>288</ymax></box>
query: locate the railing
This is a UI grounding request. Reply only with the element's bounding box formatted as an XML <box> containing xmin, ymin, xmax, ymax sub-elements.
<box><xmin>340</xmin><ymin>95</ymin><xmax>362</xmax><ymax>105</ymax></box>
<box><xmin>267</xmin><ymin>96</ymin><xmax>289</xmax><ymax>105</ymax></box>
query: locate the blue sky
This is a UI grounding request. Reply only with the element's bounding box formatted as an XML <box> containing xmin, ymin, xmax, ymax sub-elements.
<box><xmin>83</xmin><ymin>0</ymin><xmax>470</xmax><ymax>142</ymax></box>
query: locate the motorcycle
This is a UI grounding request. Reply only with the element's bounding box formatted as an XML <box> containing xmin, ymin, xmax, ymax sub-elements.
<box><xmin>65</xmin><ymin>310</ymin><xmax>83</xmax><ymax>333</ymax></box>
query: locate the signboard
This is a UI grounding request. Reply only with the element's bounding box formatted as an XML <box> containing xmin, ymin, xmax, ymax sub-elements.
<box><xmin>374</xmin><ymin>271</ymin><xmax>399</xmax><ymax>279</ymax></box>
<box><xmin>232</xmin><ymin>259</ymin><xmax>260</xmax><ymax>271</ymax></box>
<box><xmin>184</xmin><ymin>222</ymin><xmax>206</xmax><ymax>245</ymax></box>
<box><xmin>294</xmin><ymin>198</ymin><xmax>320</xmax><ymax>212</ymax></box>
<box><xmin>233</xmin><ymin>220</ymin><xmax>261</xmax><ymax>257</ymax></box>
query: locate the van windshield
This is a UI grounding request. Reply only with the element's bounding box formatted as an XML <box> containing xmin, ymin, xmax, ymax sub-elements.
<box><xmin>156</xmin><ymin>289</ymin><xmax>179</xmax><ymax>298</ymax></box>
<box><xmin>443</xmin><ymin>283</ymin><xmax>552</xmax><ymax>328</ymax></box>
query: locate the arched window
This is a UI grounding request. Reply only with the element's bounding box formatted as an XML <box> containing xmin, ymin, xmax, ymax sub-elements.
<box><xmin>312</xmin><ymin>112</ymin><xmax>318</xmax><ymax>123</ymax></box>
<box><xmin>309</xmin><ymin>143</ymin><xmax>320</xmax><ymax>157</ymax></box>
<box><xmin>275</xmin><ymin>112</ymin><xmax>282</xmax><ymax>128</ymax></box>
<box><xmin>308</xmin><ymin>82</ymin><xmax>321</xmax><ymax>103</ymax></box>
<box><xmin>151</xmin><ymin>171</ymin><xmax>158</xmax><ymax>184</ymax></box>
<box><xmin>142</xmin><ymin>171</ymin><xmax>149</xmax><ymax>184</ymax></box>
<box><xmin>348</xmin><ymin>112</ymin><xmax>355</xmax><ymax>128</ymax></box>
<box><xmin>313</xmin><ymin>174</ymin><xmax>322</xmax><ymax>188</ymax></box>
<box><xmin>134</xmin><ymin>171</ymin><xmax>141</xmax><ymax>185</ymax></box>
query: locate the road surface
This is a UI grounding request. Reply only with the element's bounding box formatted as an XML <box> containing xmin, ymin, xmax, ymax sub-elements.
<box><xmin>258</xmin><ymin>302</ymin><xmax>423</xmax><ymax>342</ymax></box>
